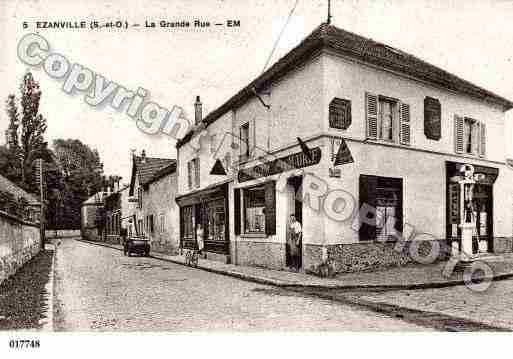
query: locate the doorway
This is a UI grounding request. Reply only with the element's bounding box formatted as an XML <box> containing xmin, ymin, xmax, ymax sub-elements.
<box><xmin>472</xmin><ymin>184</ymin><xmax>493</xmax><ymax>253</ymax></box>
<box><xmin>286</xmin><ymin>176</ymin><xmax>303</xmax><ymax>269</ymax></box>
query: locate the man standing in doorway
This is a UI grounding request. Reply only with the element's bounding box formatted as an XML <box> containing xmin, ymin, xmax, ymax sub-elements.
<box><xmin>289</xmin><ymin>214</ymin><xmax>302</xmax><ymax>271</ymax></box>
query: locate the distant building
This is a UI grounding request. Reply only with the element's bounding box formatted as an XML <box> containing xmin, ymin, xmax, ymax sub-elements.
<box><xmin>81</xmin><ymin>191</ymin><xmax>106</xmax><ymax>241</ymax></box>
<box><xmin>128</xmin><ymin>150</ymin><xmax>179</xmax><ymax>254</ymax></box>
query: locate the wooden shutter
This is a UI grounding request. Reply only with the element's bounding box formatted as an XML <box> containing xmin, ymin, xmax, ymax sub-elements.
<box><xmin>264</xmin><ymin>181</ymin><xmax>276</xmax><ymax>235</ymax></box>
<box><xmin>454</xmin><ymin>115</ymin><xmax>464</xmax><ymax>153</ymax></box>
<box><xmin>365</xmin><ymin>92</ymin><xmax>378</xmax><ymax>140</ymax></box>
<box><xmin>187</xmin><ymin>161</ymin><xmax>192</xmax><ymax>189</ymax></box>
<box><xmin>194</xmin><ymin>158</ymin><xmax>200</xmax><ymax>187</ymax></box>
<box><xmin>399</xmin><ymin>102</ymin><xmax>411</xmax><ymax>145</ymax></box>
<box><xmin>479</xmin><ymin>122</ymin><xmax>486</xmax><ymax>157</ymax></box>
<box><xmin>234</xmin><ymin>188</ymin><xmax>241</xmax><ymax>235</ymax></box>
<box><xmin>359</xmin><ymin>175</ymin><xmax>377</xmax><ymax>241</ymax></box>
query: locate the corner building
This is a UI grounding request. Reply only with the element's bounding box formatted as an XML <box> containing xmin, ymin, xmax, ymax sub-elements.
<box><xmin>176</xmin><ymin>23</ymin><xmax>513</xmax><ymax>274</ymax></box>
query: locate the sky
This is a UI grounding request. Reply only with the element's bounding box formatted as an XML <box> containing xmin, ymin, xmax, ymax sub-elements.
<box><xmin>1</xmin><ymin>0</ymin><xmax>513</xmax><ymax>183</ymax></box>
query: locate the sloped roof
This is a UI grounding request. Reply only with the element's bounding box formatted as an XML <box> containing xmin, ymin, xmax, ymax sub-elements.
<box><xmin>134</xmin><ymin>156</ymin><xmax>176</xmax><ymax>186</ymax></box>
<box><xmin>129</xmin><ymin>155</ymin><xmax>176</xmax><ymax>195</ymax></box>
<box><xmin>0</xmin><ymin>174</ymin><xmax>40</xmax><ymax>204</ymax></box>
<box><xmin>177</xmin><ymin>22</ymin><xmax>513</xmax><ymax>149</ymax></box>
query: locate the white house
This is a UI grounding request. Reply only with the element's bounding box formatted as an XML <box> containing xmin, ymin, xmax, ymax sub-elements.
<box><xmin>176</xmin><ymin>23</ymin><xmax>513</xmax><ymax>274</ymax></box>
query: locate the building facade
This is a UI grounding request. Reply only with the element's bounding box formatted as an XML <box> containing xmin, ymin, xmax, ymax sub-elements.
<box><xmin>81</xmin><ymin>191</ymin><xmax>106</xmax><ymax>242</ymax></box>
<box><xmin>176</xmin><ymin>23</ymin><xmax>513</xmax><ymax>274</ymax></box>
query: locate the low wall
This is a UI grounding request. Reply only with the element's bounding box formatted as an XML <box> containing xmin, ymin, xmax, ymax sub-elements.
<box><xmin>45</xmin><ymin>229</ymin><xmax>81</xmax><ymax>238</ymax></box>
<box><xmin>234</xmin><ymin>241</ymin><xmax>285</xmax><ymax>270</ymax></box>
<box><xmin>0</xmin><ymin>210</ymin><xmax>41</xmax><ymax>284</ymax></box>
<box><xmin>304</xmin><ymin>239</ymin><xmax>449</xmax><ymax>275</ymax></box>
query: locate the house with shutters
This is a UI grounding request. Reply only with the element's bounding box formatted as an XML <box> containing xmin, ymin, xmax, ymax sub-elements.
<box><xmin>128</xmin><ymin>150</ymin><xmax>179</xmax><ymax>255</ymax></box>
<box><xmin>176</xmin><ymin>23</ymin><xmax>513</xmax><ymax>274</ymax></box>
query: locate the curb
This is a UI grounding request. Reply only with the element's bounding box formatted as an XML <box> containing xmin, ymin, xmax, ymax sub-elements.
<box><xmin>39</xmin><ymin>244</ymin><xmax>55</xmax><ymax>331</ymax></box>
<box><xmin>75</xmin><ymin>238</ymin><xmax>513</xmax><ymax>292</ymax></box>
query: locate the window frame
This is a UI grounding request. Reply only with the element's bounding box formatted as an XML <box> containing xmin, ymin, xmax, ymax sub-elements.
<box><xmin>239</xmin><ymin>122</ymin><xmax>250</xmax><ymax>161</ymax></box>
<box><xmin>243</xmin><ymin>185</ymin><xmax>267</xmax><ymax>235</ymax></box>
<box><xmin>378</xmin><ymin>96</ymin><xmax>398</xmax><ymax>142</ymax></box>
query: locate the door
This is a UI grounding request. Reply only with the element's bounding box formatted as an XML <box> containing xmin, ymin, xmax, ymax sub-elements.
<box><xmin>472</xmin><ymin>184</ymin><xmax>493</xmax><ymax>253</ymax></box>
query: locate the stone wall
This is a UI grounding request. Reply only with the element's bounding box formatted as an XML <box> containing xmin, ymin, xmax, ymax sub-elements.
<box><xmin>304</xmin><ymin>240</ymin><xmax>448</xmax><ymax>275</ymax></box>
<box><xmin>0</xmin><ymin>210</ymin><xmax>41</xmax><ymax>284</ymax></box>
<box><xmin>234</xmin><ymin>241</ymin><xmax>285</xmax><ymax>270</ymax></box>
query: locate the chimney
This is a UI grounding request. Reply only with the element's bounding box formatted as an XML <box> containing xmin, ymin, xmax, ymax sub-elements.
<box><xmin>194</xmin><ymin>96</ymin><xmax>202</xmax><ymax>125</ymax></box>
<box><xmin>141</xmin><ymin>149</ymin><xmax>146</xmax><ymax>163</ymax></box>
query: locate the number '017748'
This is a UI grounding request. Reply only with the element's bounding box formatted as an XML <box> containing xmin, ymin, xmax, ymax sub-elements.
<box><xmin>9</xmin><ymin>339</ymin><xmax>40</xmax><ymax>349</ymax></box>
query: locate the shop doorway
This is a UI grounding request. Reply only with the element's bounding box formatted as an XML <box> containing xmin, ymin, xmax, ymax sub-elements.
<box><xmin>472</xmin><ymin>184</ymin><xmax>493</xmax><ymax>253</ymax></box>
<box><xmin>286</xmin><ymin>176</ymin><xmax>303</xmax><ymax>269</ymax></box>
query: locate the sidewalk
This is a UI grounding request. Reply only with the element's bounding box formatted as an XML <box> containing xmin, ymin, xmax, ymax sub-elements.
<box><xmin>77</xmin><ymin>238</ymin><xmax>513</xmax><ymax>291</ymax></box>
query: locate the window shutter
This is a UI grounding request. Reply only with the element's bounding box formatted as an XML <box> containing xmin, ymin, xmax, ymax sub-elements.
<box><xmin>399</xmin><ymin>103</ymin><xmax>411</xmax><ymax>145</ymax></box>
<box><xmin>195</xmin><ymin>158</ymin><xmax>200</xmax><ymax>187</ymax></box>
<box><xmin>251</xmin><ymin>118</ymin><xmax>256</xmax><ymax>157</ymax></box>
<box><xmin>454</xmin><ymin>115</ymin><xmax>464</xmax><ymax>153</ymax></box>
<box><xmin>234</xmin><ymin>188</ymin><xmax>241</xmax><ymax>235</ymax></box>
<box><xmin>264</xmin><ymin>181</ymin><xmax>276</xmax><ymax>235</ymax></box>
<box><xmin>365</xmin><ymin>92</ymin><xmax>378</xmax><ymax>140</ymax></box>
<box><xmin>480</xmin><ymin>122</ymin><xmax>486</xmax><ymax>157</ymax></box>
<box><xmin>359</xmin><ymin>175</ymin><xmax>377</xmax><ymax>241</ymax></box>
<box><xmin>187</xmin><ymin>161</ymin><xmax>192</xmax><ymax>188</ymax></box>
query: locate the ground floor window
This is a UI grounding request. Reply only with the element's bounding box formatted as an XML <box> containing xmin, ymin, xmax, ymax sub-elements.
<box><xmin>181</xmin><ymin>206</ymin><xmax>194</xmax><ymax>239</ymax></box>
<box><xmin>359</xmin><ymin>175</ymin><xmax>403</xmax><ymax>241</ymax></box>
<box><xmin>205</xmin><ymin>198</ymin><xmax>226</xmax><ymax>241</ymax></box>
<box><xmin>243</xmin><ymin>186</ymin><xmax>266</xmax><ymax>234</ymax></box>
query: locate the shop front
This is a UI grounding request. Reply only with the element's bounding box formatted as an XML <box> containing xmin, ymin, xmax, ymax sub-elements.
<box><xmin>446</xmin><ymin>161</ymin><xmax>498</xmax><ymax>255</ymax></box>
<box><xmin>176</xmin><ymin>181</ymin><xmax>230</xmax><ymax>260</ymax></box>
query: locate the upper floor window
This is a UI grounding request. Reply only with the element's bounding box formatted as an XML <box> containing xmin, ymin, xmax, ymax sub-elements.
<box><xmin>240</xmin><ymin>122</ymin><xmax>250</xmax><ymax>160</ymax></box>
<box><xmin>137</xmin><ymin>187</ymin><xmax>143</xmax><ymax>209</ymax></box>
<box><xmin>379</xmin><ymin>98</ymin><xmax>396</xmax><ymax>141</ymax></box>
<box><xmin>454</xmin><ymin>115</ymin><xmax>486</xmax><ymax>157</ymax></box>
<box><xmin>366</xmin><ymin>93</ymin><xmax>410</xmax><ymax>145</ymax></box>
<box><xmin>188</xmin><ymin>158</ymin><xmax>200</xmax><ymax>189</ymax></box>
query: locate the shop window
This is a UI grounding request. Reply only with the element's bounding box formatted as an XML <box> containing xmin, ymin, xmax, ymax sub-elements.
<box><xmin>181</xmin><ymin>206</ymin><xmax>194</xmax><ymax>239</ymax></box>
<box><xmin>205</xmin><ymin>199</ymin><xmax>226</xmax><ymax>241</ymax></box>
<box><xmin>243</xmin><ymin>186</ymin><xmax>266</xmax><ymax>234</ymax></box>
<box><xmin>359</xmin><ymin>175</ymin><xmax>403</xmax><ymax>241</ymax></box>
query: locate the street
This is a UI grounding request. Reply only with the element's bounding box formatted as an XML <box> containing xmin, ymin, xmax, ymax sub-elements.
<box><xmin>52</xmin><ymin>238</ymin><xmax>426</xmax><ymax>331</ymax></box>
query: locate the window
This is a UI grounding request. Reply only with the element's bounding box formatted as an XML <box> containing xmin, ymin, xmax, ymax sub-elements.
<box><xmin>464</xmin><ymin>117</ymin><xmax>479</xmax><ymax>155</ymax></box>
<box><xmin>138</xmin><ymin>219</ymin><xmax>143</xmax><ymax>235</ymax></box>
<box><xmin>205</xmin><ymin>199</ymin><xmax>226</xmax><ymax>241</ymax></box>
<box><xmin>359</xmin><ymin>175</ymin><xmax>403</xmax><ymax>241</ymax></box>
<box><xmin>181</xmin><ymin>206</ymin><xmax>193</xmax><ymax>239</ymax></box>
<box><xmin>240</xmin><ymin>122</ymin><xmax>250</xmax><ymax>160</ymax></box>
<box><xmin>454</xmin><ymin>116</ymin><xmax>486</xmax><ymax>157</ymax></box>
<box><xmin>243</xmin><ymin>186</ymin><xmax>266</xmax><ymax>234</ymax></box>
<box><xmin>188</xmin><ymin>158</ymin><xmax>200</xmax><ymax>189</ymax></box>
<box><xmin>137</xmin><ymin>187</ymin><xmax>143</xmax><ymax>209</ymax></box>
<box><xmin>329</xmin><ymin>98</ymin><xmax>351</xmax><ymax>129</ymax></box>
<box><xmin>160</xmin><ymin>213</ymin><xmax>165</xmax><ymax>233</ymax></box>
<box><xmin>379</xmin><ymin>98</ymin><xmax>396</xmax><ymax>141</ymax></box>
<box><xmin>366</xmin><ymin>93</ymin><xmax>410</xmax><ymax>145</ymax></box>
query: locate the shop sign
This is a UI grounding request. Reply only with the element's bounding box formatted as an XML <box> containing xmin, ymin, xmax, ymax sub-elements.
<box><xmin>238</xmin><ymin>147</ymin><xmax>321</xmax><ymax>182</ymax></box>
<box><xmin>449</xmin><ymin>183</ymin><xmax>460</xmax><ymax>224</ymax></box>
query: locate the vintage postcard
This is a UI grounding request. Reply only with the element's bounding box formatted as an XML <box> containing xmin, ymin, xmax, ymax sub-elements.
<box><xmin>1</xmin><ymin>0</ymin><xmax>513</xmax><ymax>357</ymax></box>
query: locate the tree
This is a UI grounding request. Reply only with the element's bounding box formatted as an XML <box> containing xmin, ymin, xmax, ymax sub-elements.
<box><xmin>47</xmin><ymin>139</ymin><xmax>109</xmax><ymax>229</ymax></box>
<box><xmin>1</xmin><ymin>72</ymin><xmax>52</xmax><ymax>193</ymax></box>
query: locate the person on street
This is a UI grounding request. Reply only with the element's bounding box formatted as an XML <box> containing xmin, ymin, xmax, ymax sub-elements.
<box><xmin>289</xmin><ymin>214</ymin><xmax>302</xmax><ymax>271</ymax></box>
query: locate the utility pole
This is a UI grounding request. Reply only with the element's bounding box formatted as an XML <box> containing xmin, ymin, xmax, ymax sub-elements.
<box><xmin>327</xmin><ymin>0</ymin><xmax>332</xmax><ymax>24</ymax></box>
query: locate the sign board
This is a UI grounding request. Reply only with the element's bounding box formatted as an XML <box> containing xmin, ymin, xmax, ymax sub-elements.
<box><xmin>238</xmin><ymin>147</ymin><xmax>321</xmax><ymax>183</ymax></box>
<box><xmin>449</xmin><ymin>183</ymin><xmax>460</xmax><ymax>224</ymax></box>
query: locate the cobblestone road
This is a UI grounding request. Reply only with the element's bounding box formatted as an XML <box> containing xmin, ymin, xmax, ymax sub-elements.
<box><xmin>53</xmin><ymin>238</ymin><xmax>425</xmax><ymax>331</ymax></box>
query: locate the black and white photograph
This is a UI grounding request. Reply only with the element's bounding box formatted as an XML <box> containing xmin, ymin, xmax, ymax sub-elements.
<box><xmin>1</xmin><ymin>0</ymin><xmax>513</xmax><ymax>357</ymax></box>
